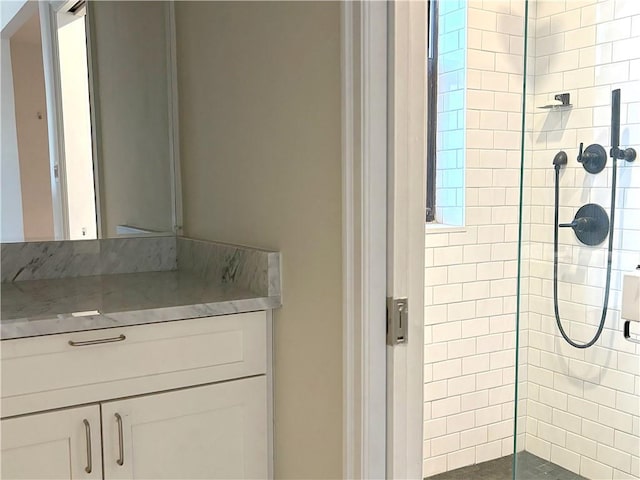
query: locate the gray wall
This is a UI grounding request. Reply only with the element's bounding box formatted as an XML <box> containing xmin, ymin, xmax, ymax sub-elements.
<box><xmin>175</xmin><ymin>2</ymin><xmax>343</xmax><ymax>477</ymax></box>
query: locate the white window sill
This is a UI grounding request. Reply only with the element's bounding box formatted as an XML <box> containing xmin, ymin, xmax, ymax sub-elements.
<box><xmin>425</xmin><ymin>223</ymin><xmax>467</xmax><ymax>235</ymax></box>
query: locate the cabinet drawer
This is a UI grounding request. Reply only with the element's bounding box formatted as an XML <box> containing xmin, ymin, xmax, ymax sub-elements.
<box><xmin>2</xmin><ymin>311</ymin><xmax>267</xmax><ymax>417</ymax></box>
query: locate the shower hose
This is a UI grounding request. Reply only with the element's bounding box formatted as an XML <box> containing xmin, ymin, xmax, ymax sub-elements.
<box><xmin>553</xmin><ymin>159</ymin><xmax>617</xmax><ymax>349</ymax></box>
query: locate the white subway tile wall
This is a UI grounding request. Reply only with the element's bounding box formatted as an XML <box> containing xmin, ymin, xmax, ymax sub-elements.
<box><xmin>425</xmin><ymin>0</ymin><xmax>525</xmax><ymax>475</ymax></box>
<box><xmin>424</xmin><ymin>0</ymin><xmax>640</xmax><ymax>478</ymax></box>
<box><xmin>524</xmin><ymin>1</ymin><xmax>640</xmax><ymax>479</ymax></box>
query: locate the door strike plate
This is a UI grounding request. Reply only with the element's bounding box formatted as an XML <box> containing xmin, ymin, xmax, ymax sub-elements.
<box><xmin>387</xmin><ymin>297</ymin><xmax>408</xmax><ymax>345</ymax></box>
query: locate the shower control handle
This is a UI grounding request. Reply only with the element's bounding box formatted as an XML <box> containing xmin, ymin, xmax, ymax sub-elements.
<box><xmin>560</xmin><ymin>204</ymin><xmax>610</xmax><ymax>246</ymax></box>
<box><xmin>559</xmin><ymin>217</ymin><xmax>591</xmax><ymax>232</ymax></box>
<box><xmin>559</xmin><ymin>220</ymin><xmax>578</xmax><ymax>229</ymax></box>
<box><xmin>577</xmin><ymin>143</ymin><xmax>607</xmax><ymax>174</ymax></box>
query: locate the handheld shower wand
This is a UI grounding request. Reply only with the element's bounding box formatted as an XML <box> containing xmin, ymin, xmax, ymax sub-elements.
<box><xmin>612</xmin><ymin>88</ymin><xmax>620</xmax><ymax>156</ymax></box>
<box><xmin>611</xmin><ymin>89</ymin><xmax>637</xmax><ymax>162</ymax></box>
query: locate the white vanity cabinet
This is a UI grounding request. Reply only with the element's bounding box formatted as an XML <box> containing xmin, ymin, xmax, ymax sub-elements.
<box><xmin>101</xmin><ymin>377</ymin><xmax>267</xmax><ymax>479</ymax></box>
<box><xmin>1</xmin><ymin>405</ymin><xmax>102</xmax><ymax>480</ymax></box>
<box><xmin>1</xmin><ymin>311</ymin><xmax>271</xmax><ymax>480</ymax></box>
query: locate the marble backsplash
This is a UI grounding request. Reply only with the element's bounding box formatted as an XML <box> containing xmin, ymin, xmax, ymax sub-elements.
<box><xmin>1</xmin><ymin>237</ymin><xmax>281</xmax><ymax>301</ymax></box>
<box><xmin>177</xmin><ymin>237</ymin><xmax>281</xmax><ymax>298</ymax></box>
<box><xmin>1</xmin><ymin>237</ymin><xmax>177</xmax><ymax>282</ymax></box>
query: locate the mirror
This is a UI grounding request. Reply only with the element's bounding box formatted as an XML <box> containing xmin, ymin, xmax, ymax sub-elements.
<box><xmin>1</xmin><ymin>1</ymin><xmax>178</xmax><ymax>242</ymax></box>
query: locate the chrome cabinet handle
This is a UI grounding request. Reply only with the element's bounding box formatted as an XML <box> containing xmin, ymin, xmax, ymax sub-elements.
<box><xmin>83</xmin><ymin>419</ymin><xmax>92</xmax><ymax>474</ymax></box>
<box><xmin>68</xmin><ymin>334</ymin><xmax>126</xmax><ymax>347</ymax></box>
<box><xmin>115</xmin><ymin>413</ymin><xmax>124</xmax><ymax>466</ymax></box>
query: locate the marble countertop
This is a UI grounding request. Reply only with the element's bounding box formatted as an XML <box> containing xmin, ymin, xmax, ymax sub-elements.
<box><xmin>1</xmin><ymin>270</ymin><xmax>281</xmax><ymax>340</ymax></box>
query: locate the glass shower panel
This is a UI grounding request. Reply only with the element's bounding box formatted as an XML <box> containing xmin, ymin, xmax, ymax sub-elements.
<box><xmin>515</xmin><ymin>1</ymin><xmax>640</xmax><ymax>480</ymax></box>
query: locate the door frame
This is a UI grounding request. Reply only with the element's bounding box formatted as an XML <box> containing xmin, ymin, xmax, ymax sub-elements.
<box><xmin>385</xmin><ymin>2</ymin><xmax>427</xmax><ymax>478</ymax></box>
<box><xmin>341</xmin><ymin>1</ymin><xmax>388</xmax><ymax>478</ymax></box>
<box><xmin>39</xmin><ymin>0</ymin><xmax>69</xmax><ymax>240</ymax></box>
<box><xmin>342</xmin><ymin>1</ymin><xmax>426</xmax><ymax>478</ymax></box>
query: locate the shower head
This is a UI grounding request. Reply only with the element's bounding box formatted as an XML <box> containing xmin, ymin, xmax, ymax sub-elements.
<box><xmin>553</xmin><ymin>150</ymin><xmax>568</xmax><ymax>169</ymax></box>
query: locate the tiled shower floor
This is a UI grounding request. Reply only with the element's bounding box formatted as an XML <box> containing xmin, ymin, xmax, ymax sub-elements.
<box><xmin>427</xmin><ymin>451</ymin><xmax>586</xmax><ymax>480</ymax></box>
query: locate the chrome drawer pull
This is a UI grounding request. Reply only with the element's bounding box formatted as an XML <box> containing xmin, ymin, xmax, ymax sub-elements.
<box><xmin>115</xmin><ymin>413</ymin><xmax>124</xmax><ymax>466</ymax></box>
<box><xmin>68</xmin><ymin>334</ymin><xmax>126</xmax><ymax>347</ymax></box>
<box><xmin>83</xmin><ymin>419</ymin><xmax>92</xmax><ymax>474</ymax></box>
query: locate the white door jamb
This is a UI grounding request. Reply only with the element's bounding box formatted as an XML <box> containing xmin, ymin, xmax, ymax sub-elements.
<box><xmin>341</xmin><ymin>1</ymin><xmax>388</xmax><ymax>478</ymax></box>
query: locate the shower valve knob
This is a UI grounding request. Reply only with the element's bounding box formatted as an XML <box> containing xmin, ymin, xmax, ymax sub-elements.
<box><xmin>560</xmin><ymin>204</ymin><xmax>610</xmax><ymax>246</ymax></box>
<box><xmin>577</xmin><ymin>143</ymin><xmax>607</xmax><ymax>174</ymax></box>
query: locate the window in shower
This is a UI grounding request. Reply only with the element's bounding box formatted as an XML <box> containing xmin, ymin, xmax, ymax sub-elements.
<box><xmin>426</xmin><ymin>0</ymin><xmax>438</xmax><ymax>222</ymax></box>
<box><xmin>427</xmin><ymin>0</ymin><xmax>466</xmax><ymax>226</ymax></box>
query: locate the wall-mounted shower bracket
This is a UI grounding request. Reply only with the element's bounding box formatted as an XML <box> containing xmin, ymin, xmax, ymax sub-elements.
<box><xmin>610</xmin><ymin>146</ymin><xmax>636</xmax><ymax>162</ymax></box>
<box><xmin>610</xmin><ymin>89</ymin><xmax>637</xmax><ymax>163</ymax></box>
<box><xmin>559</xmin><ymin>203</ymin><xmax>610</xmax><ymax>246</ymax></box>
<box><xmin>577</xmin><ymin>143</ymin><xmax>607</xmax><ymax>174</ymax></box>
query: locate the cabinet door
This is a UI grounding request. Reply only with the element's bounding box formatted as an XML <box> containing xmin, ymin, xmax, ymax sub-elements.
<box><xmin>102</xmin><ymin>376</ymin><xmax>268</xmax><ymax>479</ymax></box>
<box><xmin>1</xmin><ymin>405</ymin><xmax>102</xmax><ymax>480</ymax></box>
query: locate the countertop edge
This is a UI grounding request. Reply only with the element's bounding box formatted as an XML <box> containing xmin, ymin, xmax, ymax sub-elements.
<box><xmin>1</xmin><ymin>296</ymin><xmax>281</xmax><ymax>341</ymax></box>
